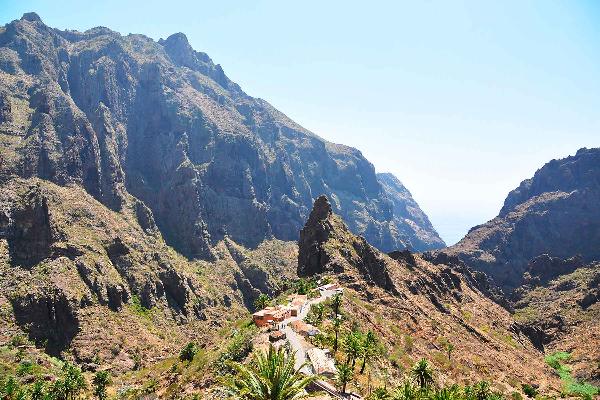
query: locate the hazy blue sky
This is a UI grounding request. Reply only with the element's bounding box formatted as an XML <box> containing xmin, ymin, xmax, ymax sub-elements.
<box><xmin>2</xmin><ymin>1</ymin><xmax>599</xmax><ymax>245</ymax></box>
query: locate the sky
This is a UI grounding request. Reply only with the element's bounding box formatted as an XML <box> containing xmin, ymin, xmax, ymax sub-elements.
<box><xmin>2</xmin><ymin>1</ymin><xmax>599</xmax><ymax>245</ymax></box>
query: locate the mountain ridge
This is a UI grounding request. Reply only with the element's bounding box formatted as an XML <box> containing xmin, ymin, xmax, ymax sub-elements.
<box><xmin>0</xmin><ymin>12</ymin><xmax>444</xmax><ymax>257</ymax></box>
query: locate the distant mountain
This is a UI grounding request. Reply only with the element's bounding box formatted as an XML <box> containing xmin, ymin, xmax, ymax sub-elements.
<box><xmin>0</xmin><ymin>13</ymin><xmax>443</xmax><ymax>257</ymax></box>
<box><xmin>377</xmin><ymin>173</ymin><xmax>445</xmax><ymax>251</ymax></box>
<box><xmin>445</xmin><ymin>147</ymin><xmax>600</xmax><ymax>289</ymax></box>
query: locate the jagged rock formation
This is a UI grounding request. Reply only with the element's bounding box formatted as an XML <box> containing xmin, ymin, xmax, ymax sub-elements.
<box><xmin>0</xmin><ymin>13</ymin><xmax>443</xmax><ymax>257</ymax></box>
<box><xmin>298</xmin><ymin>195</ymin><xmax>397</xmax><ymax>292</ymax></box>
<box><xmin>297</xmin><ymin>195</ymin><xmax>560</xmax><ymax>392</ymax></box>
<box><xmin>445</xmin><ymin>148</ymin><xmax>600</xmax><ymax>289</ymax></box>
<box><xmin>377</xmin><ymin>173</ymin><xmax>445</xmax><ymax>250</ymax></box>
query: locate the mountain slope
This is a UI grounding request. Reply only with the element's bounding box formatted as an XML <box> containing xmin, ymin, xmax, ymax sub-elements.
<box><xmin>445</xmin><ymin>148</ymin><xmax>600</xmax><ymax>289</ymax></box>
<box><xmin>297</xmin><ymin>195</ymin><xmax>560</xmax><ymax>394</ymax></box>
<box><xmin>377</xmin><ymin>172</ymin><xmax>445</xmax><ymax>251</ymax></box>
<box><xmin>0</xmin><ymin>177</ymin><xmax>298</xmax><ymax>371</ymax></box>
<box><xmin>0</xmin><ymin>13</ymin><xmax>443</xmax><ymax>256</ymax></box>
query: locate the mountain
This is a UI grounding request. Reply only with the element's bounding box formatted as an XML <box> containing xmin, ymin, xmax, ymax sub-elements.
<box><xmin>0</xmin><ymin>177</ymin><xmax>297</xmax><ymax>371</ymax></box>
<box><xmin>377</xmin><ymin>172</ymin><xmax>445</xmax><ymax>250</ymax></box>
<box><xmin>297</xmin><ymin>195</ymin><xmax>560</xmax><ymax>393</ymax></box>
<box><xmin>444</xmin><ymin>148</ymin><xmax>600</xmax><ymax>289</ymax></box>
<box><xmin>441</xmin><ymin>148</ymin><xmax>600</xmax><ymax>391</ymax></box>
<box><xmin>0</xmin><ymin>13</ymin><xmax>443</xmax><ymax>257</ymax></box>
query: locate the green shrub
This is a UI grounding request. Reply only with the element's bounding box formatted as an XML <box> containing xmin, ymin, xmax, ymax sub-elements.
<box><xmin>93</xmin><ymin>370</ymin><xmax>111</xmax><ymax>400</ymax></box>
<box><xmin>215</xmin><ymin>328</ymin><xmax>255</xmax><ymax>372</ymax></box>
<box><xmin>521</xmin><ymin>383</ymin><xmax>538</xmax><ymax>398</ymax></box>
<box><xmin>130</xmin><ymin>295</ymin><xmax>151</xmax><ymax>317</ymax></box>
<box><xmin>16</xmin><ymin>359</ymin><xmax>34</xmax><ymax>376</ymax></box>
<box><xmin>179</xmin><ymin>342</ymin><xmax>199</xmax><ymax>362</ymax></box>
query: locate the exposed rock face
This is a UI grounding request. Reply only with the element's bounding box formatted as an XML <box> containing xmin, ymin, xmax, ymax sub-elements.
<box><xmin>298</xmin><ymin>196</ymin><xmax>397</xmax><ymax>292</ymax></box>
<box><xmin>377</xmin><ymin>173</ymin><xmax>445</xmax><ymax>250</ymax></box>
<box><xmin>445</xmin><ymin>148</ymin><xmax>600</xmax><ymax>289</ymax></box>
<box><xmin>0</xmin><ymin>14</ymin><xmax>443</xmax><ymax>258</ymax></box>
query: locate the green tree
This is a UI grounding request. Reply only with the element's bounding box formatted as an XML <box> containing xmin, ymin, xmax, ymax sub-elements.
<box><xmin>92</xmin><ymin>371</ymin><xmax>111</xmax><ymax>400</ymax></box>
<box><xmin>1</xmin><ymin>376</ymin><xmax>26</xmax><ymax>400</ymax></box>
<box><xmin>473</xmin><ymin>381</ymin><xmax>491</xmax><ymax>400</ymax></box>
<box><xmin>295</xmin><ymin>279</ymin><xmax>315</xmax><ymax>295</ymax></box>
<box><xmin>393</xmin><ymin>381</ymin><xmax>419</xmax><ymax>400</ymax></box>
<box><xmin>368</xmin><ymin>387</ymin><xmax>391</xmax><ymax>400</ymax></box>
<box><xmin>332</xmin><ymin>317</ymin><xmax>343</xmax><ymax>353</ymax></box>
<box><xmin>336</xmin><ymin>362</ymin><xmax>354</xmax><ymax>394</ymax></box>
<box><xmin>253</xmin><ymin>293</ymin><xmax>271</xmax><ymax>311</ymax></box>
<box><xmin>51</xmin><ymin>362</ymin><xmax>87</xmax><ymax>400</ymax></box>
<box><xmin>29</xmin><ymin>380</ymin><xmax>46</xmax><ymax>400</ymax></box>
<box><xmin>305</xmin><ymin>303</ymin><xmax>326</xmax><ymax>326</ymax></box>
<box><xmin>330</xmin><ymin>293</ymin><xmax>343</xmax><ymax>317</ymax></box>
<box><xmin>411</xmin><ymin>359</ymin><xmax>434</xmax><ymax>389</ymax></box>
<box><xmin>360</xmin><ymin>330</ymin><xmax>380</xmax><ymax>374</ymax></box>
<box><xmin>229</xmin><ymin>345</ymin><xmax>317</xmax><ymax>400</ymax></box>
<box><xmin>431</xmin><ymin>385</ymin><xmax>461</xmax><ymax>400</ymax></box>
<box><xmin>445</xmin><ymin>342</ymin><xmax>455</xmax><ymax>361</ymax></box>
<box><xmin>179</xmin><ymin>342</ymin><xmax>199</xmax><ymax>362</ymax></box>
<box><xmin>342</xmin><ymin>331</ymin><xmax>364</xmax><ymax>368</ymax></box>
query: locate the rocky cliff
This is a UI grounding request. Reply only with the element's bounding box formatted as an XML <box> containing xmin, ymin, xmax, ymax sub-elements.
<box><xmin>377</xmin><ymin>172</ymin><xmax>445</xmax><ymax>250</ymax></box>
<box><xmin>0</xmin><ymin>13</ymin><xmax>443</xmax><ymax>257</ymax></box>
<box><xmin>444</xmin><ymin>148</ymin><xmax>600</xmax><ymax>289</ymax></box>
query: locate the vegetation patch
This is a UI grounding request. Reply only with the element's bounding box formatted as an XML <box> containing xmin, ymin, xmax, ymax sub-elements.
<box><xmin>544</xmin><ymin>351</ymin><xmax>599</xmax><ymax>398</ymax></box>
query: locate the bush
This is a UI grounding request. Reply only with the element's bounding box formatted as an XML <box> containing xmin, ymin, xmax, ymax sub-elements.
<box><xmin>93</xmin><ymin>370</ymin><xmax>111</xmax><ymax>400</ymax></box>
<box><xmin>215</xmin><ymin>328</ymin><xmax>255</xmax><ymax>373</ymax></box>
<box><xmin>521</xmin><ymin>384</ymin><xmax>538</xmax><ymax>398</ymax></box>
<box><xmin>16</xmin><ymin>360</ymin><xmax>34</xmax><ymax>376</ymax></box>
<box><xmin>179</xmin><ymin>342</ymin><xmax>199</xmax><ymax>362</ymax></box>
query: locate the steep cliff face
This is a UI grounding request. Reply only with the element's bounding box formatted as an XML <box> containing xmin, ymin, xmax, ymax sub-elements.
<box><xmin>445</xmin><ymin>148</ymin><xmax>600</xmax><ymax>289</ymax></box>
<box><xmin>297</xmin><ymin>196</ymin><xmax>560</xmax><ymax>392</ymax></box>
<box><xmin>0</xmin><ymin>13</ymin><xmax>443</xmax><ymax>257</ymax></box>
<box><xmin>377</xmin><ymin>173</ymin><xmax>445</xmax><ymax>251</ymax></box>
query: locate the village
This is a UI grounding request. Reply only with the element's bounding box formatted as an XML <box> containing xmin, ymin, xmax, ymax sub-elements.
<box><xmin>251</xmin><ymin>282</ymin><xmax>357</xmax><ymax>398</ymax></box>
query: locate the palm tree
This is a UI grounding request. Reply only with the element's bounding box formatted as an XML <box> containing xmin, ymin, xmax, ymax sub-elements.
<box><xmin>342</xmin><ymin>331</ymin><xmax>363</xmax><ymax>368</ymax></box>
<box><xmin>332</xmin><ymin>317</ymin><xmax>342</xmax><ymax>353</ymax></box>
<box><xmin>393</xmin><ymin>381</ymin><xmax>418</xmax><ymax>400</ymax></box>
<box><xmin>229</xmin><ymin>345</ymin><xmax>317</xmax><ymax>400</ymax></box>
<box><xmin>431</xmin><ymin>385</ymin><xmax>461</xmax><ymax>400</ymax></box>
<box><xmin>473</xmin><ymin>381</ymin><xmax>491</xmax><ymax>400</ymax></box>
<box><xmin>313</xmin><ymin>303</ymin><xmax>325</xmax><ymax>323</ymax></box>
<box><xmin>336</xmin><ymin>363</ymin><xmax>354</xmax><ymax>394</ymax></box>
<box><xmin>368</xmin><ymin>387</ymin><xmax>391</xmax><ymax>400</ymax></box>
<box><xmin>330</xmin><ymin>293</ymin><xmax>343</xmax><ymax>317</ymax></box>
<box><xmin>253</xmin><ymin>293</ymin><xmax>271</xmax><ymax>311</ymax></box>
<box><xmin>360</xmin><ymin>330</ymin><xmax>379</xmax><ymax>374</ymax></box>
<box><xmin>445</xmin><ymin>342</ymin><xmax>455</xmax><ymax>362</ymax></box>
<box><xmin>411</xmin><ymin>359</ymin><xmax>434</xmax><ymax>389</ymax></box>
<box><xmin>93</xmin><ymin>371</ymin><xmax>111</xmax><ymax>400</ymax></box>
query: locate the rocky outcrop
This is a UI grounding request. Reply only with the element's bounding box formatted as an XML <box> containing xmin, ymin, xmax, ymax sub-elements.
<box><xmin>298</xmin><ymin>196</ymin><xmax>397</xmax><ymax>292</ymax></box>
<box><xmin>444</xmin><ymin>148</ymin><xmax>600</xmax><ymax>289</ymax></box>
<box><xmin>0</xmin><ymin>14</ymin><xmax>443</xmax><ymax>257</ymax></box>
<box><xmin>10</xmin><ymin>288</ymin><xmax>80</xmax><ymax>356</ymax></box>
<box><xmin>5</xmin><ymin>185</ymin><xmax>54</xmax><ymax>266</ymax></box>
<box><xmin>522</xmin><ymin>254</ymin><xmax>583</xmax><ymax>287</ymax></box>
